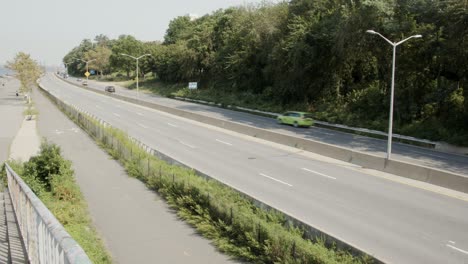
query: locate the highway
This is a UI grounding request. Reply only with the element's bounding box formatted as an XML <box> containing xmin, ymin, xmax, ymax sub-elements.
<box><xmin>68</xmin><ymin>76</ymin><xmax>468</xmax><ymax>176</ymax></box>
<box><xmin>41</xmin><ymin>73</ymin><xmax>468</xmax><ymax>263</ymax></box>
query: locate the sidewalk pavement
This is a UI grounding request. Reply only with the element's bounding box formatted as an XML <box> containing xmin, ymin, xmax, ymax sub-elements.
<box><xmin>0</xmin><ymin>77</ymin><xmax>31</xmax><ymax>264</ymax></box>
<box><xmin>9</xmin><ymin>118</ymin><xmax>41</xmax><ymax>162</ymax></box>
<box><xmin>0</xmin><ymin>78</ymin><xmax>24</xmax><ymax>164</ymax></box>
<box><xmin>32</xmin><ymin>86</ymin><xmax>238</xmax><ymax>263</ymax></box>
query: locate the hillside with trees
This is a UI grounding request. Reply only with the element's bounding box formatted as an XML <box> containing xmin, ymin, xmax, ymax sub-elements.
<box><xmin>63</xmin><ymin>0</ymin><xmax>468</xmax><ymax>146</ymax></box>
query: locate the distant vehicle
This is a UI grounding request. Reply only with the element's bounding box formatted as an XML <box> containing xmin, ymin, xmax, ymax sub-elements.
<box><xmin>105</xmin><ymin>86</ymin><xmax>115</xmax><ymax>93</ymax></box>
<box><xmin>277</xmin><ymin>111</ymin><xmax>314</xmax><ymax>128</ymax></box>
<box><xmin>82</xmin><ymin>81</ymin><xmax>88</xmax><ymax>86</ymax></box>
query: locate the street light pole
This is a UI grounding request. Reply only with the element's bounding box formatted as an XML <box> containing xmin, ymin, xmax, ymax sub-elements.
<box><xmin>76</xmin><ymin>59</ymin><xmax>97</xmax><ymax>81</ymax></box>
<box><xmin>366</xmin><ymin>30</ymin><xmax>422</xmax><ymax>160</ymax></box>
<box><xmin>120</xmin><ymin>53</ymin><xmax>151</xmax><ymax>98</ymax></box>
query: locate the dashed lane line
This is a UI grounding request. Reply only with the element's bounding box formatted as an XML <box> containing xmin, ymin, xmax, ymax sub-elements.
<box><xmin>302</xmin><ymin>168</ymin><xmax>337</xmax><ymax>180</ymax></box>
<box><xmin>259</xmin><ymin>173</ymin><xmax>293</xmax><ymax>187</ymax></box>
<box><xmin>216</xmin><ymin>139</ymin><xmax>233</xmax><ymax>146</ymax></box>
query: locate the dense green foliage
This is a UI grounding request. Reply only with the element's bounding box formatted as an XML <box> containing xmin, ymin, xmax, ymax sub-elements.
<box><xmin>49</xmin><ymin>79</ymin><xmax>372</xmax><ymax>263</ymax></box>
<box><xmin>3</xmin><ymin>143</ymin><xmax>112</xmax><ymax>264</ymax></box>
<box><xmin>63</xmin><ymin>0</ymin><xmax>468</xmax><ymax>145</ymax></box>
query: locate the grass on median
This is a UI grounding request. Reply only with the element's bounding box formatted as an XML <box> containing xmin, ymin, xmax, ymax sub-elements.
<box><xmin>44</xmin><ymin>87</ymin><xmax>375</xmax><ymax>264</ymax></box>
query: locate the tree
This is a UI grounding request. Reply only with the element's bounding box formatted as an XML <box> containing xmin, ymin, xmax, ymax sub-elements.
<box><xmin>164</xmin><ymin>16</ymin><xmax>194</xmax><ymax>44</ymax></box>
<box><xmin>84</xmin><ymin>45</ymin><xmax>112</xmax><ymax>77</ymax></box>
<box><xmin>63</xmin><ymin>39</ymin><xmax>93</xmax><ymax>76</ymax></box>
<box><xmin>6</xmin><ymin>52</ymin><xmax>43</xmax><ymax>98</ymax></box>
<box><xmin>109</xmin><ymin>35</ymin><xmax>144</xmax><ymax>77</ymax></box>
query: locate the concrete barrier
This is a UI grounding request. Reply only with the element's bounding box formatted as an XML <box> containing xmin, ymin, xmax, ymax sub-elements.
<box><xmin>55</xmin><ymin>77</ymin><xmax>468</xmax><ymax>194</ymax></box>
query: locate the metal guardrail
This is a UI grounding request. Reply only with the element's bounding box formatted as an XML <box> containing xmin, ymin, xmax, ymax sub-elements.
<box><xmin>5</xmin><ymin>163</ymin><xmax>92</xmax><ymax>264</ymax></box>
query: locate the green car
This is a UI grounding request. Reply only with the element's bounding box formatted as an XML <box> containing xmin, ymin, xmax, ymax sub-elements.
<box><xmin>277</xmin><ymin>111</ymin><xmax>314</xmax><ymax>128</ymax></box>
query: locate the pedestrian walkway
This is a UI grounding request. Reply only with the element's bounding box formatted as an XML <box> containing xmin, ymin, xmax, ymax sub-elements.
<box><xmin>0</xmin><ymin>77</ymin><xmax>23</xmax><ymax>164</ymax></box>
<box><xmin>0</xmin><ymin>77</ymin><xmax>30</xmax><ymax>264</ymax></box>
<box><xmin>32</xmin><ymin>87</ymin><xmax>237</xmax><ymax>263</ymax></box>
<box><xmin>9</xmin><ymin>118</ymin><xmax>41</xmax><ymax>161</ymax></box>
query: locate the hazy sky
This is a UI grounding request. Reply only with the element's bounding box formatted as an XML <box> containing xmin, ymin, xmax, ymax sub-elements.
<box><xmin>0</xmin><ymin>0</ymin><xmax>265</xmax><ymax>66</ymax></box>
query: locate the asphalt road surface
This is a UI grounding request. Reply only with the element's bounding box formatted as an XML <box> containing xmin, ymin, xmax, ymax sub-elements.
<box><xmin>42</xmin><ymin>73</ymin><xmax>468</xmax><ymax>263</ymax></box>
<box><xmin>68</xmin><ymin>75</ymin><xmax>468</xmax><ymax>176</ymax></box>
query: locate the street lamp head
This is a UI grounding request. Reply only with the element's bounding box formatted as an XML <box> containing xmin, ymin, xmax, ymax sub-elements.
<box><xmin>366</xmin><ymin>30</ymin><xmax>377</xmax><ymax>34</ymax></box>
<box><xmin>121</xmin><ymin>53</ymin><xmax>128</xmax><ymax>56</ymax></box>
<box><xmin>414</xmin><ymin>34</ymin><xmax>422</xmax><ymax>38</ymax></box>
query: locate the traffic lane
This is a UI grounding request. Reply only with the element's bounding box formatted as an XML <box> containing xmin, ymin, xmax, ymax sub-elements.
<box><xmin>44</xmin><ymin>73</ymin><xmax>468</xmax><ymax>214</ymax></box>
<box><xmin>43</xmin><ymin>76</ymin><xmax>468</xmax><ymax>263</ymax></box>
<box><xmin>45</xmin><ymin>73</ymin><xmax>468</xmax><ymax>229</ymax></box>
<box><xmin>255</xmin><ymin>151</ymin><xmax>468</xmax><ymax>238</ymax></box>
<box><xmin>55</xmin><ymin>74</ymin><xmax>468</xmax><ymax>176</ymax></box>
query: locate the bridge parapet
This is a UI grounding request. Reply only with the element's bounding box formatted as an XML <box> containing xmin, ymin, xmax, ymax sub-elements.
<box><xmin>5</xmin><ymin>163</ymin><xmax>91</xmax><ymax>264</ymax></box>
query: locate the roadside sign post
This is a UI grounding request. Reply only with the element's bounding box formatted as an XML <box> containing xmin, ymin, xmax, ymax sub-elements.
<box><xmin>188</xmin><ymin>82</ymin><xmax>198</xmax><ymax>90</ymax></box>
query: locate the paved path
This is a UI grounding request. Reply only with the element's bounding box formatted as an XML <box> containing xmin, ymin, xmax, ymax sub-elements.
<box><xmin>9</xmin><ymin>118</ymin><xmax>41</xmax><ymax>161</ymax></box>
<box><xmin>0</xmin><ymin>77</ymin><xmax>23</xmax><ymax>164</ymax></box>
<box><xmin>0</xmin><ymin>77</ymin><xmax>30</xmax><ymax>264</ymax></box>
<box><xmin>32</xmin><ymin>87</ymin><xmax>237</xmax><ymax>263</ymax></box>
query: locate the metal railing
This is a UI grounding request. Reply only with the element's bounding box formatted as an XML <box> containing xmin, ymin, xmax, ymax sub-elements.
<box><xmin>5</xmin><ymin>163</ymin><xmax>92</xmax><ymax>264</ymax></box>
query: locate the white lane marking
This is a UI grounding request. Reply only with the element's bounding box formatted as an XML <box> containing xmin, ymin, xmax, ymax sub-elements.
<box><xmin>216</xmin><ymin>139</ymin><xmax>233</xmax><ymax>146</ymax></box>
<box><xmin>259</xmin><ymin>173</ymin><xmax>293</xmax><ymax>187</ymax></box>
<box><xmin>179</xmin><ymin>140</ymin><xmax>196</xmax><ymax>149</ymax></box>
<box><xmin>113</xmin><ymin>113</ymin><xmax>121</xmax><ymax>117</ymax></box>
<box><xmin>137</xmin><ymin>123</ymin><xmax>149</xmax><ymax>129</ymax></box>
<box><xmin>302</xmin><ymin>168</ymin><xmax>337</xmax><ymax>180</ymax></box>
<box><xmin>168</xmin><ymin>123</ymin><xmax>178</xmax><ymax>127</ymax></box>
<box><xmin>449</xmin><ymin>241</ymin><xmax>456</xmax><ymax>244</ymax></box>
<box><xmin>446</xmin><ymin>244</ymin><xmax>468</xmax><ymax>255</ymax></box>
<box><xmin>136</xmin><ymin>112</ymin><xmax>144</xmax><ymax>116</ymax></box>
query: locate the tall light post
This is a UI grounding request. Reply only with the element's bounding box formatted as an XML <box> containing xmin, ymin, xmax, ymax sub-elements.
<box><xmin>366</xmin><ymin>30</ymin><xmax>422</xmax><ymax>160</ymax></box>
<box><xmin>120</xmin><ymin>53</ymin><xmax>151</xmax><ymax>98</ymax></box>
<box><xmin>76</xmin><ymin>59</ymin><xmax>96</xmax><ymax>81</ymax></box>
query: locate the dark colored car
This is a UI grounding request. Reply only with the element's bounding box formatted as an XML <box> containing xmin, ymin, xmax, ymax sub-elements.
<box><xmin>105</xmin><ymin>86</ymin><xmax>115</xmax><ymax>93</ymax></box>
